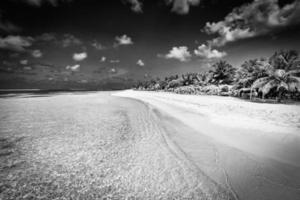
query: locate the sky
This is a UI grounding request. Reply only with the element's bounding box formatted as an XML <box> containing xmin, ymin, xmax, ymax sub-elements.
<box><xmin>0</xmin><ymin>0</ymin><xmax>300</xmax><ymax>89</ymax></box>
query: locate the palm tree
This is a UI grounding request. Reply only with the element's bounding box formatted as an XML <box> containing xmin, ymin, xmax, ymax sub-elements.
<box><xmin>250</xmin><ymin>50</ymin><xmax>300</xmax><ymax>101</ymax></box>
<box><xmin>210</xmin><ymin>60</ymin><xmax>236</xmax><ymax>85</ymax></box>
<box><xmin>269</xmin><ymin>50</ymin><xmax>299</xmax><ymax>70</ymax></box>
<box><xmin>236</xmin><ymin>58</ymin><xmax>268</xmax><ymax>89</ymax></box>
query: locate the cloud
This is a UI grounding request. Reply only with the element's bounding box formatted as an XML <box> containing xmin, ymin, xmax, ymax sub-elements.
<box><xmin>115</xmin><ymin>34</ymin><xmax>133</xmax><ymax>46</ymax></box>
<box><xmin>100</xmin><ymin>56</ymin><xmax>106</xmax><ymax>62</ymax></box>
<box><xmin>73</xmin><ymin>52</ymin><xmax>87</xmax><ymax>61</ymax></box>
<box><xmin>21</xmin><ymin>0</ymin><xmax>71</xmax><ymax>7</ymax></box>
<box><xmin>167</xmin><ymin>0</ymin><xmax>201</xmax><ymax>14</ymax></box>
<box><xmin>110</xmin><ymin>68</ymin><xmax>117</xmax><ymax>73</ymax></box>
<box><xmin>36</xmin><ymin>33</ymin><xmax>83</xmax><ymax>48</ymax></box>
<box><xmin>0</xmin><ymin>35</ymin><xmax>33</xmax><ymax>51</ymax></box>
<box><xmin>205</xmin><ymin>23</ymin><xmax>256</xmax><ymax>46</ymax></box>
<box><xmin>204</xmin><ymin>0</ymin><xmax>300</xmax><ymax>46</ymax></box>
<box><xmin>123</xmin><ymin>0</ymin><xmax>143</xmax><ymax>13</ymax></box>
<box><xmin>32</xmin><ymin>49</ymin><xmax>43</xmax><ymax>58</ymax></box>
<box><xmin>62</xmin><ymin>34</ymin><xmax>82</xmax><ymax>47</ymax></box>
<box><xmin>91</xmin><ymin>41</ymin><xmax>105</xmax><ymax>50</ymax></box>
<box><xmin>123</xmin><ymin>0</ymin><xmax>201</xmax><ymax>14</ymax></box>
<box><xmin>20</xmin><ymin>59</ymin><xmax>28</xmax><ymax>65</ymax></box>
<box><xmin>79</xmin><ymin>79</ymin><xmax>88</xmax><ymax>83</ymax></box>
<box><xmin>194</xmin><ymin>44</ymin><xmax>226</xmax><ymax>59</ymax></box>
<box><xmin>36</xmin><ymin>33</ymin><xmax>57</xmax><ymax>42</ymax></box>
<box><xmin>66</xmin><ymin>64</ymin><xmax>80</xmax><ymax>72</ymax></box>
<box><xmin>23</xmin><ymin>66</ymin><xmax>32</xmax><ymax>70</ymax></box>
<box><xmin>110</xmin><ymin>59</ymin><xmax>120</xmax><ymax>63</ymax></box>
<box><xmin>136</xmin><ymin>59</ymin><xmax>145</xmax><ymax>66</ymax></box>
<box><xmin>164</xmin><ymin>46</ymin><xmax>191</xmax><ymax>62</ymax></box>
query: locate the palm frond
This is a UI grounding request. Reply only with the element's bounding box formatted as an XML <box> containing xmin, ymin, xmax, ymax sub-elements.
<box><xmin>265</xmin><ymin>64</ymin><xmax>275</xmax><ymax>76</ymax></box>
<box><xmin>289</xmin><ymin>76</ymin><xmax>300</xmax><ymax>83</ymax></box>
<box><xmin>261</xmin><ymin>80</ymin><xmax>277</xmax><ymax>95</ymax></box>
<box><xmin>287</xmin><ymin>76</ymin><xmax>300</xmax><ymax>92</ymax></box>
<box><xmin>277</xmin><ymin>81</ymin><xmax>289</xmax><ymax>91</ymax></box>
<box><xmin>251</xmin><ymin>77</ymin><xmax>269</xmax><ymax>89</ymax></box>
<box><xmin>287</xmin><ymin>69</ymin><xmax>300</xmax><ymax>76</ymax></box>
<box><xmin>288</xmin><ymin>82</ymin><xmax>300</xmax><ymax>92</ymax></box>
<box><xmin>278</xmin><ymin>55</ymin><xmax>289</xmax><ymax>66</ymax></box>
<box><xmin>290</xmin><ymin>59</ymin><xmax>300</xmax><ymax>70</ymax></box>
<box><xmin>239</xmin><ymin>77</ymin><xmax>253</xmax><ymax>83</ymax></box>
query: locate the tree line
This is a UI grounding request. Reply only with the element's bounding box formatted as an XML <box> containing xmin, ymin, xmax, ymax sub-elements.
<box><xmin>135</xmin><ymin>50</ymin><xmax>300</xmax><ymax>102</ymax></box>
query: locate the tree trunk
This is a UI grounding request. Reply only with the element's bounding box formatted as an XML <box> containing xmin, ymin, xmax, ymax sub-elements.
<box><xmin>277</xmin><ymin>90</ymin><xmax>283</xmax><ymax>103</ymax></box>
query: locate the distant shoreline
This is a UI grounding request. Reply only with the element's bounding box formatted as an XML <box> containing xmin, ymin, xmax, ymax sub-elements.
<box><xmin>0</xmin><ymin>89</ymin><xmax>124</xmax><ymax>95</ymax></box>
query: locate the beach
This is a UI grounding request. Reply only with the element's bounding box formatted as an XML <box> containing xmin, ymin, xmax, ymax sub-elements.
<box><xmin>114</xmin><ymin>90</ymin><xmax>300</xmax><ymax>200</ymax></box>
<box><xmin>0</xmin><ymin>91</ymin><xmax>300</xmax><ymax>199</ymax></box>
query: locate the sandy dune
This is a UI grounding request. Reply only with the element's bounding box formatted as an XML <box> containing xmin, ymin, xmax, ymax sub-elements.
<box><xmin>114</xmin><ymin>90</ymin><xmax>300</xmax><ymax>200</ymax></box>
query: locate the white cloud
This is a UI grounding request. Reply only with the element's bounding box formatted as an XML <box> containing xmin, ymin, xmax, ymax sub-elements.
<box><xmin>204</xmin><ymin>0</ymin><xmax>300</xmax><ymax>46</ymax></box>
<box><xmin>110</xmin><ymin>68</ymin><xmax>116</xmax><ymax>73</ymax></box>
<box><xmin>66</xmin><ymin>64</ymin><xmax>80</xmax><ymax>72</ymax></box>
<box><xmin>0</xmin><ymin>35</ymin><xmax>33</xmax><ymax>51</ymax></box>
<box><xmin>22</xmin><ymin>0</ymin><xmax>71</xmax><ymax>7</ymax></box>
<box><xmin>136</xmin><ymin>59</ymin><xmax>145</xmax><ymax>66</ymax></box>
<box><xmin>36</xmin><ymin>33</ymin><xmax>56</xmax><ymax>42</ymax></box>
<box><xmin>168</xmin><ymin>0</ymin><xmax>201</xmax><ymax>14</ymax></box>
<box><xmin>194</xmin><ymin>44</ymin><xmax>227</xmax><ymax>59</ymax></box>
<box><xmin>164</xmin><ymin>46</ymin><xmax>191</xmax><ymax>62</ymax></box>
<box><xmin>32</xmin><ymin>49</ymin><xmax>43</xmax><ymax>58</ymax></box>
<box><xmin>100</xmin><ymin>56</ymin><xmax>106</xmax><ymax>62</ymax></box>
<box><xmin>123</xmin><ymin>0</ymin><xmax>201</xmax><ymax>14</ymax></box>
<box><xmin>79</xmin><ymin>79</ymin><xmax>88</xmax><ymax>83</ymax></box>
<box><xmin>115</xmin><ymin>34</ymin><xmax>133</xmax><ymax>46</ymax></box>
<box><xmin>110</xmin><ymin>59</ymin><xmax>120</xmax><ymax>63</ymax></box>
<box><xmin>23</xmin><ymin>66</ymin><xmax>32</xmax><ymax>70</ymax></box>
<box><xmin>73</xmin><ymin>52</ymin><xmax>87</xmax><ymax>61</ymax></box>
<box><xmin>62</xmin><ymin>34</ymin><xmax>82</xmax><ymax>47</ymax></box>
<box><xmin>124</xmin><ymin>0</ymin><xmax>143</xmax><ymax>13</ymax></box>
<box><xmin>206</xmin><ymin>23</ymin><xmax>256</xmax><ymax>46</ymax></box>
<box><xmin>36</xmin><ymin>33</ymin><xmax>83</xmax><ymax>48</ymax></box>
<box><xmin>91</xmin><ymin>41</ymin><xmax>105</xmax><ymax>50</ymax></box>
<box><xmin>20</xmin><ymin>59</ymin><xmax>28</xmax><ymax>65</ymax></box>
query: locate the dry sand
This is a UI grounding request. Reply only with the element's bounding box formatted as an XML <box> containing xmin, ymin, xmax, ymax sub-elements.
<box><xmin>114</xmin><ymin>90</ymin><xmax>300</xmax><ymax>200</ymax></box>
<box><xmin>0</xmin><ymin>92</ymin><xmax>232</xmax><ymax>200</ymax></box>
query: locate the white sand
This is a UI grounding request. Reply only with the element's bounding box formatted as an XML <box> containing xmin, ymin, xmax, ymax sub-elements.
<box><xmin>0</xmin><ymin>92</ymin><xmax>233</xmax><ymax>199</ymax></box>
<box><xmin>114</xmin><ymin>90</ymin><xmax>300</xmax><ymax>200</ymax></box>
<box><xmin>1</xmin><ymin>91</ymin><xmax>300</xmax><ymax>199</ymax></box>
<box><xmin>114</xmin><ymin>90</ymin><xmax>300</xmax><ymax>165</ymax></box>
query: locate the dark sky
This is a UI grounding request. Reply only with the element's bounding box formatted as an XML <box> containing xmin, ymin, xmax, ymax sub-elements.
<box><xmin>0</xmin><ymin>0</ymin><xmax>300</xmax><ymax>89</ymax></box>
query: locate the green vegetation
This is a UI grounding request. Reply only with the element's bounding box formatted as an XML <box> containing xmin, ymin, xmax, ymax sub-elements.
<box><xmin>135</xmin><ymin>50</ymin><xmax>300</xmax><ymax>102</ymax></box>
